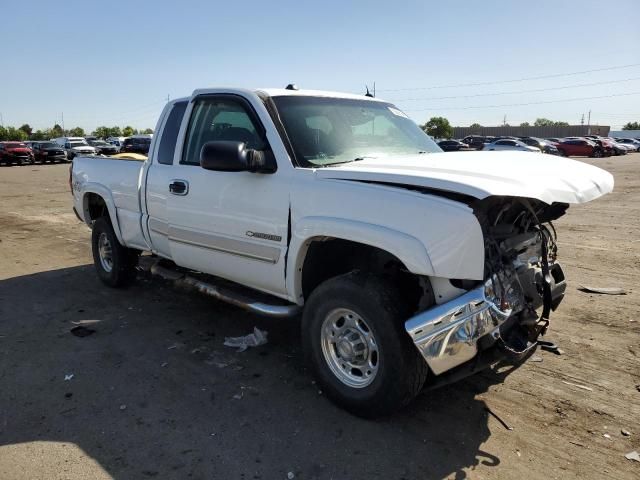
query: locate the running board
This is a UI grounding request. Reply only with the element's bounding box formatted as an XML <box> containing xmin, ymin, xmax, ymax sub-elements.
<box><xmin>148</xmin><ymin>262</ymin><xmax>302</xmax><ymax>318</ymax></box>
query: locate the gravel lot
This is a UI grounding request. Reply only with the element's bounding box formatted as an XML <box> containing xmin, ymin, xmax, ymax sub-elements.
<box><xmin>0</xmin><ymin>155</ymin><xmax>638</xmax><ymax>479</ymax></box>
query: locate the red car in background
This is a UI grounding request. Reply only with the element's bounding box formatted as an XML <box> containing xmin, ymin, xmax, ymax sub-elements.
<box><xmin>555</xmin><ymin>138</ymin><xmax>606</xmax><ymax>158</ymax></box>
<box><xmin>0</xmin><ymin>142</ymin><xmax>34</xmax><ymax>165</ymax></box>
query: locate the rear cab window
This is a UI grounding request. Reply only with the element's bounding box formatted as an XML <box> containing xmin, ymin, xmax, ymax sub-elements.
<box><xmin>157</xmin><ymin>101</ymin><xmax>188</xmax><ymax>165</ymax></box>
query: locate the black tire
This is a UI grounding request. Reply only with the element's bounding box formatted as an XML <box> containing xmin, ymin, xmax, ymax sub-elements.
<box><xmin>91</xmin><ymin>216</ymin><xmax>138</xmax><ymax>288</ymax></box>
<box><xmin>592</xmin><ymin>148</ymin><xmax>603</xmax><ymax>158</ymax></box>
<box><xmin>302</xmin><ymin>271</ymin><xmax>428</xmax><ymax>418</ymax></box>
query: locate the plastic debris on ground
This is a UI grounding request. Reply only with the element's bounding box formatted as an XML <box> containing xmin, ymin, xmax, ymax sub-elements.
<box><xmin>578</xmin><ymin>285</ymin><xmax>626</xmax><ymax>295</ymax></box>
<box><xmin>64</xmin><ymin>374</ymin><xmax>74</xmax><ymax>381</ymax></box>
<box><xmin>224</xmin><ymin>327</ymin><xmax>268</xmax><ymax>352</ymax></box>
<box><xmin>625</xmin><ymin>451</ymin><xmax>640</xmax><ymax>462</ymax></box>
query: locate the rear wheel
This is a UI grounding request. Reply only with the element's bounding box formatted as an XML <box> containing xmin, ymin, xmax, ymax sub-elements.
<box><xmin>592</xmin><ymin>148</ymin><xmax>603</xmax><ymax>158</ymax></box>
<box><xmin>91</xmin><ymin>217</ymin><xmax>138</xmax><ymax>287</ymax></box>
<box><xmin>302</xmin><ymin>272</ymin><xmax>428</xmax><ymax>418</ymax></box>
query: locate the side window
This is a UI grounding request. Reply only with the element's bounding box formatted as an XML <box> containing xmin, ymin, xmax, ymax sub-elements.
<box><xmin>181</xmin><ymin>96</ymin><xmax>267</xmax><ymax>165</ymax></box>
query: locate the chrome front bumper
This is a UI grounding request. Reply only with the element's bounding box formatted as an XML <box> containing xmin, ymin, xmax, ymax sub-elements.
<box><xmin>405</xmin><ymin>286</ymin><xmax>512</xmax><ymax>375</ymax></box>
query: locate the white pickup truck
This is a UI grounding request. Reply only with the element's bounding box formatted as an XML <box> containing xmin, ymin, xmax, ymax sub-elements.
<box><xmin>71</xmin><ymin>87</ymin><xmax>613</xmax><ymax>417</ymax></box>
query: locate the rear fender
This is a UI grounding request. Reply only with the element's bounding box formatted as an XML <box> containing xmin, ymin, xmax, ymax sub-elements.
<box><xmin>80</xmin><ymin>183</ymin><xmax>125</xmax><ymax>245</ymax></box>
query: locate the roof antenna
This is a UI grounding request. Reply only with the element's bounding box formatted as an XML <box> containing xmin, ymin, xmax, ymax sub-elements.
<box><xmin>365</xmin><ymin>85</ymin><xmax>374</xmax><ymax>98</ymax></box>
<box><xmin>285</xmin><ymin>83</ymin><xmax>299</xmax><ymax>91</ymax></box>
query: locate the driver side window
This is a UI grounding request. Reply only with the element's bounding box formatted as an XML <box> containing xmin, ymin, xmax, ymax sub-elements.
<box><xmin>181</xmin><ymin>96</ymin><xmax>268</xmax><ymax>165</ymax></box>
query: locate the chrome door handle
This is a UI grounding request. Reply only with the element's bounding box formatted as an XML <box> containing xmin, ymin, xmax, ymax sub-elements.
<box><xmin>169</xmin><ymin>179</ymin><xmax>189</xmax><ymax>196</ymax></box>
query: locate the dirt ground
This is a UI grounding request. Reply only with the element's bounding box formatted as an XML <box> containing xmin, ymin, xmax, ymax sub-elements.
<box><xmin>0</xmin><ymin>155</ymin><xmax>638</xmax><ymax>480</ymax></box>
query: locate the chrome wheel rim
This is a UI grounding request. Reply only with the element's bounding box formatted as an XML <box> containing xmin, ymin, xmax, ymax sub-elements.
<box><xmin>320</xmin><ymin>308</ymin><xmax>379</xmax><ymax>388</ymax></box>
<box><xmin>98</xmin><ymin>232</ymin><xmax>114</xmax><ymax>273</ymax></box>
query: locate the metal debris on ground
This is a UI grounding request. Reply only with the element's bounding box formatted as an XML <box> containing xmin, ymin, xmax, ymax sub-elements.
<box><xmin>64</xmin><ymin>374</ymin><xmax>74</xmax><ymax>381</ymax></box>
<box><xmin>625</xmin><ymin>451</ymin><xmax>640</xmax><ymax>462</ymax></box>
<box><xmin>223</xmin><ymin>327</ymin><xmax>268</xmax><ymax>352</ymax></box>
<box><xmin>578</xmin><ymin>285</ymin><xmax>626</xmax><ymax>295</ymax></box>
<box><xmin>70</xmin><ymin>325</ymin><xmax>96</xmax><ymax>338</ymax></box>
<box><xmin>538</xmin><ymin>340</ymin><xmax>562</xmax><ymax>355</ymax></box>
<box><xmin>484</xmin><ymin>406</ymin><xmax>513</xmax><ymax>431</ymax></box>
<box><xmin>561</xmin><ymin>380</ymin><xmax>593</xmax><ymax>392</ymax></box>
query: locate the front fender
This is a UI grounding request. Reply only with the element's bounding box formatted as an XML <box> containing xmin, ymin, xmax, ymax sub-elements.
<box><xmin>80</xmin><ymin>183</ymin><xmax>125</xmax><ymax>245</ymax></box>
<box><xmin>286</xmin><ymin>216</ymin><xmax>435</xmax><ymax>303</ymax></box>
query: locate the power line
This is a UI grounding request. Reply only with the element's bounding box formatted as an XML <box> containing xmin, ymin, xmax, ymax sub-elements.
<box><xmin>402</xmin><ymin>91</ymin><xmax>640</xmax><ymax>112</ymax></box>
<box><xmin>377</xmin><ymin>63</ymin><xmax>640</xmax><ymax>93</ymax></box>
<box><xmin>392</xmin><ymin>76</ymin><xmax>640</xmax><ymax>102</ymax></box>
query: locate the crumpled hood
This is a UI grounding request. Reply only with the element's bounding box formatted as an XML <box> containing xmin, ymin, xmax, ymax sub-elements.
<box><xmin>316</xmin><ymin>151</ymin><xmax>614</xmax><ymax>204</ymax></box>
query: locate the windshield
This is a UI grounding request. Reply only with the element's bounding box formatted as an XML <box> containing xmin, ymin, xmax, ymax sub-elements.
<box><xmin>272</xmin><ymin>96</ymin><xmax>441</xmax><ymax>167</ymax></box>
<box><xmin>41</xmin><ymin>142</ymin><xmax>57</xmax><ymax>148</ymax></box>
<box><xmin>6</xmin><ymin>143</ymin><xmax>26</xmax><ymax>148</ymax></box>
<box><xmin>91</xmin><ymin>140</ymin><xmax>108</xmax><ymax>146</ymax></box>
<box><xmin>69</xmin><ymin>142</ymin><xmax>88</xmax><ymax>148</ymax></box>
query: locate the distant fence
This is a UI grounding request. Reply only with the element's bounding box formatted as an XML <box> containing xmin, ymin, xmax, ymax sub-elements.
<box><xmin>451</xmin><ymin>125</ymin><xmax>610</xmax><ymax>139</ymax></box>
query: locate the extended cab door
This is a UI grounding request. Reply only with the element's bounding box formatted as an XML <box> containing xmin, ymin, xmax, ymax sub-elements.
<box><xmin>164</xmin><ymin>94</ymin><xmax>291</xmax><ymax>298</ymax></box>
<box><xmin>143</xmin><ymin>99</ymin><xmax>188</xmax><ymax>259</ymax></box>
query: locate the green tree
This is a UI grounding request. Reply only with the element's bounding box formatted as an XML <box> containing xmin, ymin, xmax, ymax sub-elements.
<box><xmin>421</xmin><ymin>116</ymin><xmax>453</xmax><ymax>139</ymax></box>
<box><xmin>6</xmin><ymin>127</ymin><xmax>28</xmax><ymax>141</ymax></box>
<box><xmin>51</xmin><ymin>124</ymin><xmax>64</xmax><ymax>137</ymax></box>
<box><xmin>122</xmin><ymin>126</ymin><xmax>136</xmax><ymax>137</ymax></box>
<box><xmin>622</xmin><ymin>121</ymin><xmax>640</xmax><ymax>130</ymax></box>
<box><xmin>469</xmin><ymin>123</ymin><xmax>483</xmax><ymax>129</ymax></box>
<box><xmin>19</xmin><ymin>124</ymin><xmax>33</xmax><ymax>137</ymax></box>
<box><xmin>109</xmin><ymin>126</ymin><xmax>122</xmax><ymax>137</ymax></box>
<box><xmin>534</xmin><ymin>118</ymin><xmax>569</xmax><ymax>127</ymax></box>
<box><xmin>142</xmin><ymin>128</ymin><xmax>154</xmax><ymax>134</ymax></box>
<box><xmin>0</xmin><ymin>126</ymin><xmax>7</xmax><ymax>141</ymax></box>
<box><xmin>69</xmin><ymin>127</ymin><xmax>85</xmax><ymax>137</ymax></box>
<box><xmin>30</xmin><ymin>130</ymin><xmax>49</xmax><ymax>140</ymax></box>
<box><xmin>519</xmin><ymin>122</ymin><xmax>530</xmax><ymax>127</ymax></box>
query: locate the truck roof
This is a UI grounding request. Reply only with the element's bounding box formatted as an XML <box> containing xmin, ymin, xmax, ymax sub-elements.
<box><xmin>188</xmin><ymin>88</ymin><xmax>386</xmax><ymax>103</ymax></box>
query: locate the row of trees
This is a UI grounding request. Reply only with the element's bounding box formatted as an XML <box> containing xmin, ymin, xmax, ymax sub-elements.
<box><xmin>623</xmin><ymin>122</ymin><xmax>640</xmax><ymax>130</ymax></box>
<box><xmin>0</xmin><ymin>123</ymin><xmax>153</xmax><ymax>141</ymax></box>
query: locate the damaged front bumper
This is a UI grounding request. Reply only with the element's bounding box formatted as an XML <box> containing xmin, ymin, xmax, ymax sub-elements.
<box><xmin>405</xmin><ymin>263</ymin><xmax>566</xmax><ymax>376</ymax></box>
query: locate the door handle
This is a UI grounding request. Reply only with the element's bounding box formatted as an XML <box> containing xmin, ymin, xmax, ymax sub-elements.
<box><xmin>169</xmin><ymin>179</ymin><xmax>189</xmax><ymax>196</ymax></box>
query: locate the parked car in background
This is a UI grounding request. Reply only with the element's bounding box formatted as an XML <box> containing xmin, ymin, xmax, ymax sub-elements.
<box><xmin>0</xmin><ymin>141</ymin><xmax>33</xmax><ymax>165</ymax></box>
<box><xmin>556</xmin><ymin>138</ymin><xmax>604</xmax><ymax>158</ymax></box>
<box><xmin>437</xmin><ymin>139</ymin><xmax>473</xmax><ymax>152</ymax></box>
<box><xmin>53</xmin><ymin>137</ymin><xmax>97</xmax><ymax>159</ymax></box>
<box><xmin>519</xmin><ymin>137</ymin><xmax>560</xmax><ymax>155</ymax></box>
<box><xmin>615</xmin><ymin>138</ymin><xmax>640</xmax><ymax>151</ymax></box>
<box><xmin>461</xmin><ymin>135</ymin><xmax>487</xmax><ymax>150</ymax></box>
<box><xmin>121</xmin><ymin>135</ymin><xmax>152</xmax><ymax>155</ymax></box>
<box><xmin>484</xmin><ymin>139</ymin><xmax>540</xmax><ymax>152</ymax></box>
<box><xmin>32</xmin><ymin>141</ymin><xmax>68</xmax><ymax>163</ymax></box>
<box><xmin>546</xmin><ymin>137</ymin><xmax>563</xmax><ymax>143</ymax></box>
<box><xmin>605</xmin><ymin>138</ymin><xmax>634</xmax><ymax>154</ymax></box>
<box><xmin>87</xmin><ymin>139</ymin><xmax>118</xmax><ymax>155</ymax></box>
<box><xmin>106</xmin><ymin>136</ymin><xmax>126</xmax><ymax>151</ymax></box>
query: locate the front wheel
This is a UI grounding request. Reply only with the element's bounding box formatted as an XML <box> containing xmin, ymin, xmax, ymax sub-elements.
<box><xmin>302</xmin><ymin>272</ymin><xmax>429</xmax><ymax>418</ymax></box>
<box><xmin>592</xmin><ymin>149</ymin><xmax>603</xmax><ymax>158</ymax></box>
<box><xmin>91</xmin><ymin>217</ymin><xmax>138</xmax><ymax>287</ymax></box>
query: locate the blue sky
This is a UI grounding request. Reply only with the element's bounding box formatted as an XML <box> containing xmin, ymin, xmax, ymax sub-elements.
<box><xmin>1</xmin><ymin>0</ymin><xmax>639</xmax><ymax>132</ymax></box>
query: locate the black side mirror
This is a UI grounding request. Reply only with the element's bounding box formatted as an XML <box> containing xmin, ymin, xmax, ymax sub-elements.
<box><xmin>200</xmin><ymin>141</ymin><xmax>272</xmax><ymax>173</ymax></box>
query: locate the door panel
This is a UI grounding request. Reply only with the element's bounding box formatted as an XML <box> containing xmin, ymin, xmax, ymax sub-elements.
<box><xmin>166</xmin><ymin>95</ymin><xmax>290</xmax><ymax>297</ymax></box>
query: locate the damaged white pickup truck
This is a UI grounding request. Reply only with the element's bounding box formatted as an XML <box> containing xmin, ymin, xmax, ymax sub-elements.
<box><xmin>71</xmin><ymin>87</ymin><xmax>613</xmax><ymax>417</ymax></box>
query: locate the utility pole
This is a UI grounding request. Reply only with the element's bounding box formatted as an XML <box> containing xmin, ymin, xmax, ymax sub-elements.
<box><xmin>167</xmin><ymin>94</ymin><xmax>170</xmax><ymax>103</ymax></box>
<box><xmin>581</xmin><ymin>114</ymin><xmax>584</xmax><ymax>126</ymax></box>
<box><xmin>373</xmin><ymin>82</ymin><xmax>376</xmax><ymax>98</ymax></box>
<box><xmin>503</xmin><ymin>114</ymin><xmax>507</xmax><ymax>126</ymax></box>
<box><xmin>61</xmin><ymin>112</ymin><xmax>65</xmax><ymax>134</ymax></box>
<box><xmin>587</xmin><ymin>110</ymin><xmax>591</xmax><ymax>135</ymax></box>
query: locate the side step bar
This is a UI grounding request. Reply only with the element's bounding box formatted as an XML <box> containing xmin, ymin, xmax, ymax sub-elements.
<box><xmin>148</xmin><ymin>262</ymin><xmax>302</xmax><ymax>318</ymax></box>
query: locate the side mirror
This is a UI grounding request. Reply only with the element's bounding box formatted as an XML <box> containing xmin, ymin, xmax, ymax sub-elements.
<box><xmin>200</xmin><ymin>141</ymin><xmax>270</xmax><ymax>173</ymax></box>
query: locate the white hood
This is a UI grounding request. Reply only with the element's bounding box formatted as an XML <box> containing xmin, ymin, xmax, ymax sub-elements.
<box><xmin>316</xmin><ymin>151</ymin><xmax>614</xmax><ymax>204</ymax></box>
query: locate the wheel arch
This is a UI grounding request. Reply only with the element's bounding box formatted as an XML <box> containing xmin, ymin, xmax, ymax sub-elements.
<box><xmin>81</xmin><ymin>185</ymin><xmax>125</xmax><ymax>245</ymax></box>
<box><xmin>286</xmin><ymin>217</ymin><xmax>436</xmax><ymax>309</ymax></box>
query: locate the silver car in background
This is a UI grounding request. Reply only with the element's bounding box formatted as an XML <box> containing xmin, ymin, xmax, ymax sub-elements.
<box><xmin>484</xmin><ymin>138</ymin><xmax>541</xmax><ymax>152</ymax></box>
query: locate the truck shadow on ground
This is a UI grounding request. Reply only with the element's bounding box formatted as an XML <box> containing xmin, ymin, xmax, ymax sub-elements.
<box><xmin>0</xmin><ymin>266</ymin><xmax>526</xmax><ymax>479</ymax></box>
